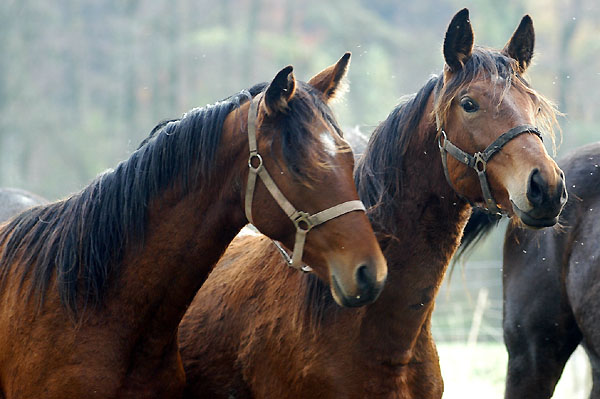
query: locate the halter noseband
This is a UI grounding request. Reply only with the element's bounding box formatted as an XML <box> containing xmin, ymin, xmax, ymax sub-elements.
<box><xmin>244</xmin><ymin>93</ymin><xmax>366</xmax><ymax>272</ymax></box>
<box><xmin>438</xmin><ymin>123</ymin><xmax>543</xmax><ymax>217</ymax></box>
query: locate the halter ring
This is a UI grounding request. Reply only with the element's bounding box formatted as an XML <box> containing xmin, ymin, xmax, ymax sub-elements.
<box><xmin>438</xmin><ymin>130</ymin><xmax>447</xmax><ymax>150</ymax></box>
<box><xmin>248</xmin><ymin>153</ymin><xmax>263</xmax><ymax>171</ymax></box>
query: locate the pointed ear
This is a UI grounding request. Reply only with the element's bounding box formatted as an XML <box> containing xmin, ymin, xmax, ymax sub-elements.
<box><xmin>307</xmin><ymin>52</ymin><xmax>351</xmax><ymax>102</ymax></box>
<box><xmin>264</xmin><ymin>65</ymin><xmax>296</xmax><ymax>115</ymax></box>
<box><xmin>443</xmin><ymin>8</ymin><xmax>474</xmax><ymax>72</ymax></box>
<box><xmin>502</xmin><ymin>15</ymin><xmax>535</xmax><ymax>73</ymax></box>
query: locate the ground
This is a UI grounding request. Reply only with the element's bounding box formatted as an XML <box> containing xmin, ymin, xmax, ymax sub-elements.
<box><xmin>438</xmin><ymin>343</ymin><xmax>591</xmax><ymax>398</ymax></box>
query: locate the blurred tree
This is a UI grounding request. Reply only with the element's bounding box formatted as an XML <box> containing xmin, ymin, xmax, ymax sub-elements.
<box><xmin>556</xmin><ymin>0</ymin><xmax>582</xmax><ymax>116</ymax></box>
<box><xmin>0</xmin><ymin>0</ymin><xmax>598</xmax><ymax>205</ymax></box>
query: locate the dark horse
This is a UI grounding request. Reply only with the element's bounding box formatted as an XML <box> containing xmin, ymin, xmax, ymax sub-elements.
<box><xmin>178</xmin><ymin>9</ymin><xmax>566</xmax><ymax>399</ymax></box>
<box><xmin>0</xmin><ymin>188</ymin><xmax>47</xmax><ymax>222</ymax></box>
<box><xmin>0</xmin><ymin>55</ymin><xmax>387</xmax><ymax>399</ymax></box>
<box><xmin>460</xmin><ymin>141</ymin><xmax>600</xmax><ymax>398</ymax></box>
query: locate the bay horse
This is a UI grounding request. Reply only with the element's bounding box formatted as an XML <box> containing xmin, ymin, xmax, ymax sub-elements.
<box><xmin>0</xmin><ymin>54</ymin><xmax>387</xmax><ymax>399</ymax></box>
<box><xmin>178</xmin><ymin>9</ymin><xmax>567</xmax><ymax>399</ymax></box>
<box><xmin>460</xmin><ymin>141</ymin><xmax>600</xmax><ymax>399</ymax></box>
<box><xmin>0</xmin><ymin>188</ymin><xmax>47</xmax><ymax>223</ymax></box>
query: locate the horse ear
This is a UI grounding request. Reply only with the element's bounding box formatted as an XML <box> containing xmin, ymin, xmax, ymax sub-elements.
<box><xmin>264</xmin><ymin>65</ymin><xmax>296</xmax><ymax>115</ymax></box>
<box><xmin>502</xmin><ymin>15</ymin><xmax>535</xmax><ymax>73</ymax></box>
<box><xmin>307</xmin><ymin>52</ymin><xmax>351</xmax><ymax>102</ymax></box>
<box><xmin>443</xmin><ymin>8</ymin><xmax>474</xmax><ymax>72</ymax></box>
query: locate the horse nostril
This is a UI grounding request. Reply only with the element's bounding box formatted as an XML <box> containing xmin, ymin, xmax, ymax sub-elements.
<box><xmin>559</xmin><ymin>179</ymin><xmax>568</xmax><ymax>204</ymax></box>
<box><xmin>527</xmin><ymin>168</ymin><xmax>547</xmax><ymax>207</ymax></box>
<box><xmin>355</xmin><ymin>264</ymin><xmax>375</xmax><ymax>292</ymax></box>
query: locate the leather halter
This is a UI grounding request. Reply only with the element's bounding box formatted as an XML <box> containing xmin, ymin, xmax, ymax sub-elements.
<box><xmin>438</xmin><ymin>124</ymin><xmax>543</xmax><ymax>217</ymax></box>
<box><xmin>244</xmin><ymin>93</ymin><xmax>366</xmax><ymax>272</ymax></box>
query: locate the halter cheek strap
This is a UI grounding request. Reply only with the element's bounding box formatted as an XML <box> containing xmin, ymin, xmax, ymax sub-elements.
<box><xmin>244</xmin><ymin>93</ymin><xmax>366</xmax><ymax>272</ymax></box>
<box><xmin>438</xmin><ymin>124</ymin><xmax>543</xmax><ymax>217</ymax></box>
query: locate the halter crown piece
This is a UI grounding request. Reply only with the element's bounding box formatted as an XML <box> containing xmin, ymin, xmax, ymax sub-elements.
<box><xmin>244</xmin><ymin>93</ymin><xmax>367</xmax><ymax>272</ymax></box>
<box><xmin>437</xmin><ymin>117</ymin><xmax>543</xmax><ymax>217</ymax></box>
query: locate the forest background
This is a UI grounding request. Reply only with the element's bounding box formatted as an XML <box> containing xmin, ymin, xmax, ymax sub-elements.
<box><xmin>1</xmin><ymin>0</ymin><xmax>596</xmax><ymax>203</ymax></box>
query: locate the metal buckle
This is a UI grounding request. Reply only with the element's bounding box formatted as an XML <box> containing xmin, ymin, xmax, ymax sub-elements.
<box><xmin>438</xmin><ymin>130</ymin><xmax>447</xmax><ymax>150</ymax></box>
<box><xmin>474</xmin><ymin>152</ymin><xmax>487</xmax><ymax>173</ymax></box>
<box><xmin>248</xmin><ymin>152</ymin><xmax>263</xmax><ymax>171</ymax></box>
<box><xmin>301</xmin><ymin>265</ymin><xmax>313</xmax><ymax>273</ymax></box>
<box><xmin>291</xmin><ymin>211</ymin><xmax>313</xmax><ymax>232</ymax></box>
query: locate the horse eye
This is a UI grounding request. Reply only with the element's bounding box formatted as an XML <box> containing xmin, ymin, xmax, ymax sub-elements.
<box><xmin>460</xmin><ymin>97</ymin><xmax>479</xmax><ymax>113</ymax></box>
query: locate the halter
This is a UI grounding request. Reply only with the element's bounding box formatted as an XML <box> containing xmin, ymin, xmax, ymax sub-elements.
<box><xmin>244</xmin><ymin>93</ymin><xmax>366</xmax><ymax>272</ymax></box>
<box><xmin>438</xmin><ymin>123</ymin><xmax>543</xmax><ymax>217</ymax></box>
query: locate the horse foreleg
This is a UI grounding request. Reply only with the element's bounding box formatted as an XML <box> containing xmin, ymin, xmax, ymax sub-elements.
<box><xmin>503</xmin><ymin>289</ymin><xmax>581</xmax><ymax>399</ymax></box>
<box><xmin>504</xmin><ymin>334</ymin><xmax>580</xmax><ymax>399</ymax></box>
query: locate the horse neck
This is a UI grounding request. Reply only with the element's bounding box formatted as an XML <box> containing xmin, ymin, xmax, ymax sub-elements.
<box><xmin>110</xmin><ymin>122</ymin><xmax>248</xmax><ymax>343</ymax></box>
<box><xmin>358</xmin><ymin>98</ymin><xmax>472</xmax><ymax>361</ymax></box>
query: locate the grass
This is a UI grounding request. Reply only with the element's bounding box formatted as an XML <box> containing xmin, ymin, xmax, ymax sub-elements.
<box><xmin>438</xmin><ymin>343</ymin><xmax>592</xmax><ymax>398</ymax></box>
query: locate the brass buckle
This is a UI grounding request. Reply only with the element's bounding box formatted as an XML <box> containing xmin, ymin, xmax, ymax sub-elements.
<box><xmin>474</xmin><ymin>152</ymin><xmax>487</xmax><ymax>173</ymax></box>
<box><xmin>291</xmin><ymin>211</ymin><xmax>313</xmax><ymax>232</ymax></box>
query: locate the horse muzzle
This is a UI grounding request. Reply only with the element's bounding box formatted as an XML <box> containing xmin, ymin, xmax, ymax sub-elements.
<box><xmin>511</xmin><ymin>168</ymin><xmax>567</xmax><ymax>228</ymax></box>
<box><xmin>330</xmin><ymin>260</ymin><xmax>386</xmax><ymax>308</ymax></box>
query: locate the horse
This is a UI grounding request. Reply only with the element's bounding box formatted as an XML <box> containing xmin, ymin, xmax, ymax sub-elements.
<box><xmin>0</xmin><ymin>54</ymin><xmax>388</xmax><ymax>399</ymax></box>
<box><xmin>178</xmin><ymin>9</ymin><xmax>567</xmax><ymax>399</ymax></box>
<box><xmin>459</xmin><ymin>141</ymin><xmax>600</xmax><ymax>399</ymax></box>
<box><xmin>0</xmin><ymin>188</ymin><xmax>47</xmax><ymax>223</ymax></box>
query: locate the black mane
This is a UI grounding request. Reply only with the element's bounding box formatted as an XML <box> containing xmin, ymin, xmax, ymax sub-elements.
<box><xmin>455</xmin><ymin>209</ymin><xmax>499</xmax><ymax>260</ymax></box>
<box><xmin>0</xmin><ymin>81</ymin><xmax>339</xmax><ymax>316</ymax></box>
<box><xmin>354</xmin><ymin>75</ymin><xmax>440</xmax><ymax>236</ymax></box>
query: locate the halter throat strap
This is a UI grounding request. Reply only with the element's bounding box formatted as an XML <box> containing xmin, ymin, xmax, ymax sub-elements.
<box><xmin>244</xmin><ymin>93</ymin><xmax>366</xmax><ymax>272</ymax></box>
<box><xmin>438</xmin><ymin>124</ymin><xmax>542</xmax><ymax>216</ymax></box>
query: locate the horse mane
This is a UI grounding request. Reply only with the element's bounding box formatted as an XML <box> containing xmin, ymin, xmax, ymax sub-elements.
<box><xmin>298</xmin><ymin>273</ymin><xmax>339</xmax><ymax>330</ymax></box>
<box><xmin>354</xmin><ymin>76</ymin><xmax>440</xmax><ymax>237</ymax></box>
<box><xmin>0</xmin><ymin>81</ymin><xmax>339</xmax><ymax>316</ymax></box>
<box><xmin>454</xmin><ymin>209</ymin><xmax>500</xmax><ymax>261</ymax></box>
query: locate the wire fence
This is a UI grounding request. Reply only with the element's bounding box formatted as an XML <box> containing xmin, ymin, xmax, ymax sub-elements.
<box><xmin>432</xmin><ymin>260</ymin><xmax>504</xmax><ymax>343</ymax></box>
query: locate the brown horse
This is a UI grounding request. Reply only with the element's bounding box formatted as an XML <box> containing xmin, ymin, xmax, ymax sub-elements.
<box><xmin>178</xmin><ymin>9</ymin><xmax>567</xmax><ymax>399</ymax></box>
<box><xmin>460</xmin><ymin>142</ymin><xmax>600</xmax><ymax>399</ymax></box>
<box><xmin>0</xmin><ymin>54</ymin><xmax>387</xmax><ymax>399</ymax></box>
